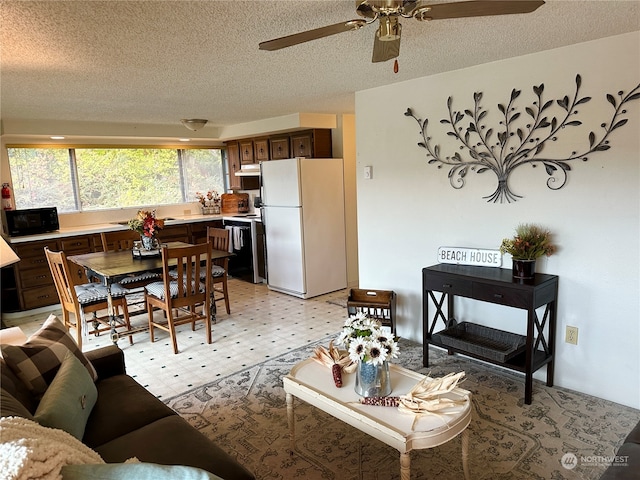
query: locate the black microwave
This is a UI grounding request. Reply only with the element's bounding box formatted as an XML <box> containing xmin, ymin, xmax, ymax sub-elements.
<box><xmin>2</xmin><ymin>207</ymin><xmax>60</xmax><ymax>237</ymax></box>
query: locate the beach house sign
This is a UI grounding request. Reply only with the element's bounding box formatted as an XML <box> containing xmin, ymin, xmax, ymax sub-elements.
<box><xmin>438</xmin><ymin>246</ymin><xmax>502</xmax><ymax>267</ymax></box>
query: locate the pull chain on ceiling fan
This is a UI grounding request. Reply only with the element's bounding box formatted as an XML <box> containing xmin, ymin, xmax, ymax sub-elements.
<box><xmin>259</xmin><ymin>0</ymin><xmax>545</xmax><ymax>64</ymax></box>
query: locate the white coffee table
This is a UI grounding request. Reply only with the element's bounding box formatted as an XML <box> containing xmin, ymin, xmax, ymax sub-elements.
<box><xmin>283</xmin><ymin>359</ymin><xmax>471</xmax><ymax>480</ymax></box>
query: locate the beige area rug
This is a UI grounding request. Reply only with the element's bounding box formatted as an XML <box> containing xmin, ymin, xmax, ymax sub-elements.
<box><xmin>166</xmin><ymin>337</ymin><xmax>638</xmax><ymax>480</ymax></box>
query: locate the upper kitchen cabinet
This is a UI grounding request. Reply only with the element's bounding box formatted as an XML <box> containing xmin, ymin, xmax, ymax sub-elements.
<box><xmin>253</xmin><ymin>138</ymin><xmax>270</xmax><ymax>163</ymax></box>
<box><xmin>239</xmin><ymin>140</ymin><xmax>255</xmax><ymax>164</ymax></box>
<box><xmin>269</xmin><ymin>136</ymin><xmax>290</xmax><ymax>160</ymax></box>
<box><xmin>290</xmin><ymin>129</ymin><xmax>332</xmax><ymax>158</ymax></box>
<box><xmin>225</xmin><ymin>140</ymin><xmax>260</xmax><ymax>191</ymax></box>
<box><xmin>226</xmin><ymin>141</ymin><xmax>242</xmax><ymax>190</ymax></box>
<box><xmin>225</xmin><ymin>129</ymin><xmax>333</xmax><ymax>189</ymax></box>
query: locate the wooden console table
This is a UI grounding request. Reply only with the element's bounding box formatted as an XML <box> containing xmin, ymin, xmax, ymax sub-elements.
<box><xmin>423</xmin><ymin>264</ymin><xmax>558</xmax><ymax>404</ymax></box>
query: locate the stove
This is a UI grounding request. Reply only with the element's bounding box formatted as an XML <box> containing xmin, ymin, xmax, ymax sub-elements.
<box><xmin>222</xmin><ymin>215</ymin><xmax>265</xmax><ymax>284</ymax></box>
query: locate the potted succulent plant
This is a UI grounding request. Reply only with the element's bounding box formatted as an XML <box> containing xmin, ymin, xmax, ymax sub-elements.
<box><xmin>499</xmin><ymin>223</ymin><xmax>556</xmax><ymax>279</ymax></box>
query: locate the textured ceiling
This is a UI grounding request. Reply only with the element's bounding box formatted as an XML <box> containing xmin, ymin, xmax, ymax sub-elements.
<box><xmin>1</xmin><ymin>0</ymin><xmax>639</xmax><ymax>136</ymax></box>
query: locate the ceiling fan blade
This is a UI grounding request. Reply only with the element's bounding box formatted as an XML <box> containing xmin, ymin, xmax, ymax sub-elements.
<box><xmin>372</xmin><ymin>21</ymin><xmax>401</xmax><ymax>63</ymax></box>
<box><xmin>415</xmin><ymin>0</ymin><xmax>544</xmax><ymax>21</ymax></box>
<box><xmin>259</xmin><ymin>20</ymin><xmax>366</xmax><ymax>51</ymax></box>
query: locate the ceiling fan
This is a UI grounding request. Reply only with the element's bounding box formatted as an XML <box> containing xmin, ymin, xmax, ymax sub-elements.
<box><xmin>259</xmin><ymin>0</ymin><xmax>545</xmax><ymax>63</ymax></box>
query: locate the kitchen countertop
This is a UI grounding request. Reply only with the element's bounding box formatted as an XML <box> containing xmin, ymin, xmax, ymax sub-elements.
<box><xmin>221</xmin><ymin>213</ymin><xmax>262</xmax><ymax>223</ymax></box>
<box><xmin>5</xmin><ymin>213</ymin><xmax>231</xmax><ymax>243</ymax></box>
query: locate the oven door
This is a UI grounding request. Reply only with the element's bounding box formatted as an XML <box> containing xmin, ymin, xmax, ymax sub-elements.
<box><xmin>223</xmin><ymin>219</ymin><xmax>260</xmax><ymax>283</ymax></box>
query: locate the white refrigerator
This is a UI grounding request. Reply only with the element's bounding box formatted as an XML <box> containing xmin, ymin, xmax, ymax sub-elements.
<box><xmin>261</xmin><ymin>158</ymin><xmax>347</xmax><ymax>299</ymax></box>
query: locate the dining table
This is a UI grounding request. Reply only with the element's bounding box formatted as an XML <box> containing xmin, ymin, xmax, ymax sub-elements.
<box><xmin>68</xmin><ymin>241</ymin><xmax>233</xmax><ymax>344</ymax></box>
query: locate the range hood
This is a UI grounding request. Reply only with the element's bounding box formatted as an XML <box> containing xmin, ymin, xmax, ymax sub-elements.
<box><xmin>235</xmin><ymin>164</ymin><xmax>261</xmax><ymax>177</ymax></box>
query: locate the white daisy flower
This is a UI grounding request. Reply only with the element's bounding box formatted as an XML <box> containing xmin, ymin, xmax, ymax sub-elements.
<box><xmin>348</xmin><ymin>337</ymin><xmax>368</xmax><ymax>364</ymax></box>
<box><xmin>384</xmin><ymin>340</ymin><xmax>400</xmax><ymax>360</ymax></box>
<box><xmin>337</xmin><ymin>328</ymin><xmax>353</xmax><ymax>346</ymax></box>
<box><xmin>365</xmin><ymin>340</ymin><xmax>388</xmax><ymax>366</ymax></box>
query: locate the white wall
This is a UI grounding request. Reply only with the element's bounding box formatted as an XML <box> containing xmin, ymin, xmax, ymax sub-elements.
<box><xmin>334</xmin><ymin>114</ymin><xmax>359</xmax><ymax>289</ymax></box>
<box><xmin>355</xmin><ymin>32</ymin><xmax>640</xmax><ymax>408</ymax></box>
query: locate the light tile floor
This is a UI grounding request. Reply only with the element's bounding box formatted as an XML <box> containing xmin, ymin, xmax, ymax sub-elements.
<box><xmin>3</xmin><ymin>279</ymin><xmax>349</xmax><ymax>400</ymax></box>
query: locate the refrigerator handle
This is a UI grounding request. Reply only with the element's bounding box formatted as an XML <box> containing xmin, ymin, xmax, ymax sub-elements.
<box><xmin>259</xmin><ymin>162</ymin><xmax>264</xmax><ymax>201</ymax></box>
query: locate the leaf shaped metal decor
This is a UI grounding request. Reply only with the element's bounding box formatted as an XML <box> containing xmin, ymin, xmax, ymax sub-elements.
<box><xmin>405</xmin><ymin>75</ymin><xmax>640</xmax><ymax>203</ymax></box>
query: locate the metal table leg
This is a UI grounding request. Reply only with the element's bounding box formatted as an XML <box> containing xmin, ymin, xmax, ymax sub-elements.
<box><xmin>209</xmin><ymin>291</ymin><xmax>217</xmax><ymax>324</ymax></box>
<box><xmin>104</xmin><ymin>282</ymin><xmax>119</xmax><ymax>344</ymax></box>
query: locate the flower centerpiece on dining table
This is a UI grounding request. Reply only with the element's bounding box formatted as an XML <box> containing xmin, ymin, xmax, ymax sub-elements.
<box><xmin>196</xmin><ymin>190</ymin><xmax>221</xmax><ymax>214</ymax></box>
<box><xmin>127</xmin><ymin>210</ymin><xmax>164</xmax><ymax>251</ymax></box>
<box><xmin>337</xmin><ymin>312</ymin><xmax>399</xmax><ymax>397</ymax></box>
<box><xmin>499</xmin><ymin>223</ymin><xmax>556</xmax><ymax>279</ymax></box>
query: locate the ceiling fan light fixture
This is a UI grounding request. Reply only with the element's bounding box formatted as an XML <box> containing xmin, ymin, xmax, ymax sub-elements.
<box><xmin>377</xmin><ymin>16</ymin><xmax>400</xmax><ymax>41</ymax></box>
<box><xmin>180</xmin><ymin>119</ymin><xmax>208</xmax><ymax>131</ymax></box>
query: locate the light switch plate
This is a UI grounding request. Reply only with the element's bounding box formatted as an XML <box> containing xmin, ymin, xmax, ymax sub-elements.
<box><xmin>364</xmin><ymin>165</ymin><xmax>372</xmax><ymax>179</ymax></box>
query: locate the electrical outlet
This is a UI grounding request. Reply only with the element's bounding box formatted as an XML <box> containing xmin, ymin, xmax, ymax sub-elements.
<box><xmin>565</xmin><ymin>326</ymin><xmax>578</xmax><ymax>345</ymax></box>
<box><xmin>363</xmin><ymin>165</ymin><xmax>372</xmax><ymax>179</ymax></box>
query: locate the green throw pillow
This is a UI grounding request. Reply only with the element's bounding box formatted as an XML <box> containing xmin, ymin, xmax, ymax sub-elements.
<box><xmin>34</xmin><ymin>350</ymin><xmax>97</xmax><ymax>440</ymax></box>
<box><xmin>61</xmin><ymin>463</ymin><xmax>224</xmax><ymax>480</ymax></box>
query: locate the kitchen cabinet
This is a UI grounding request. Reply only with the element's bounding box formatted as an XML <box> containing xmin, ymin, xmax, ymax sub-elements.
<box><xmin>226</xmin><ymin>129</ymin><xmax>333</xmax><ymax>170</ymax></box>
<box><xmin>422</xmin><ymin>264</ymin><xmax>558</xmax><ymax>404</ymax></box>
<box><xmin>290</xmin><ymin>129</ymin><xmax>332</xmax><ymax>158</ymax></box>
<box><xmin>253</xmin><ymin>138</ymin><xmax>269</xmax><ymax>163</ymax></box>
<box><xmin>157</xmin><ymin>225</ymin><xmax>190</xmax><ymax>243</ymax></box>
<box><xmin>225</xmin><ymin>141</ymin><xmax>242</xmax><ymax>190</ymax></box>
<box><xmin>60</xmin><ymin>237</ymin><xmax>92</xmax><ymax>255</ymax></box>
<box><xmin>269</xmin><ymin>136</ymin><xmax>290</xmax><ymax>160</ymax></box>
<box><xmin>61</xmin><ymin>236</ymin><xmax>94</xmax><ymax>284</ymax></box>
<box><xmin>290</xmin><ymin>132</ymin><xmax>312</xmax><ymax>158</ymax></box>
<box><xmin>225</xmin><ymin>141</ymin><xmax>260</xmax><ymax>190</ymax></box>
<box><xmin>12</xmin><ymin>239</ymin><xmax>61</xmax><ymax>311</ymax></box>
<box><xmin>239</xmin><ymin>140</ymin><xmax>255</xmax><ymax>164</ymax></box>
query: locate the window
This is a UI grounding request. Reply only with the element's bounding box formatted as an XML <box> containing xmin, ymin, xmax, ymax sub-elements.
<box><xmin>7</xmin><ymin>147</ymin><xmax>225</xmax><ymax>212</ymax></box>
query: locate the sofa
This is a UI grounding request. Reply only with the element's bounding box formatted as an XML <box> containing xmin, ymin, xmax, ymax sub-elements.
<box><xmin>0</xmin><ymin>315</ymin><xmax>255</xmax><ymax>480</ymax></box>
<box><xmin>599</xmin><ymin>421</ymin><xmax>640</xmax><ymax>480</ymax></box>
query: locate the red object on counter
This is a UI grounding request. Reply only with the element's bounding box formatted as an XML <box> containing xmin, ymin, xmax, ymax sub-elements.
<box><xmin>1</xmin><ymin>183</ymin><xmax>13</xmax><ymax>210</ymax></box>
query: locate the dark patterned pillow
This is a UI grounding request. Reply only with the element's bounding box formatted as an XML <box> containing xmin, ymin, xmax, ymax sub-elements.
<box><xmin>0</xmin><ymin>315</ymin><xmax>97</xmax><ymax>397</ymax></box>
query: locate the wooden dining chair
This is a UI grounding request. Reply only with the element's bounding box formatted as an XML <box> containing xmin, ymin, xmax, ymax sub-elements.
<box><xmin>100</xmin><ymin>230</ymin><xmax>162</xmax><ymax>288</ymax></box>
<box><xmin>101</xmin><ymin>229</ymin><xmax>138</xmax><ymax>252</ymax></box>
<box><xmin>45</xmin><ymin>247</ymin><xmax>132</xmax><ymax>349</ymax></box>
<box><xmin>206</xmin><ymin>227</ymin><xmax>231</xmax><ymax>315</ymax></box>
<box><xmin>144</xmin><ymin>243</ymin><xmax>212</xmax><ymax>354</ymax></box>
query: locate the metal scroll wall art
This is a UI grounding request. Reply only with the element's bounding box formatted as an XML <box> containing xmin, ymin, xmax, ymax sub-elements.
<box><xmin>405</xmin><ymin>75</ymin><xmax>640</xmax><ymax>203</ymax></box>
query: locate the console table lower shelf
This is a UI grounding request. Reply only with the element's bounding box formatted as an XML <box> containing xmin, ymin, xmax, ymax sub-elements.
<box><xmin>283</xmin><ymin>359</ymin><xmax>472</xmax><ymax>480</ymax></box>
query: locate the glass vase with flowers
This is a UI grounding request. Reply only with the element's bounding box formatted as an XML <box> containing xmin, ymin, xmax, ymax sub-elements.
<box><xmin>127</xmin><ymin>210</ymin><xmax>164</xmax><ymax>251</ymax></box>
<box><xmin>337</xmin><ymin>312</ymin><xmax>399</xmax><ymax>397</ymax></box>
